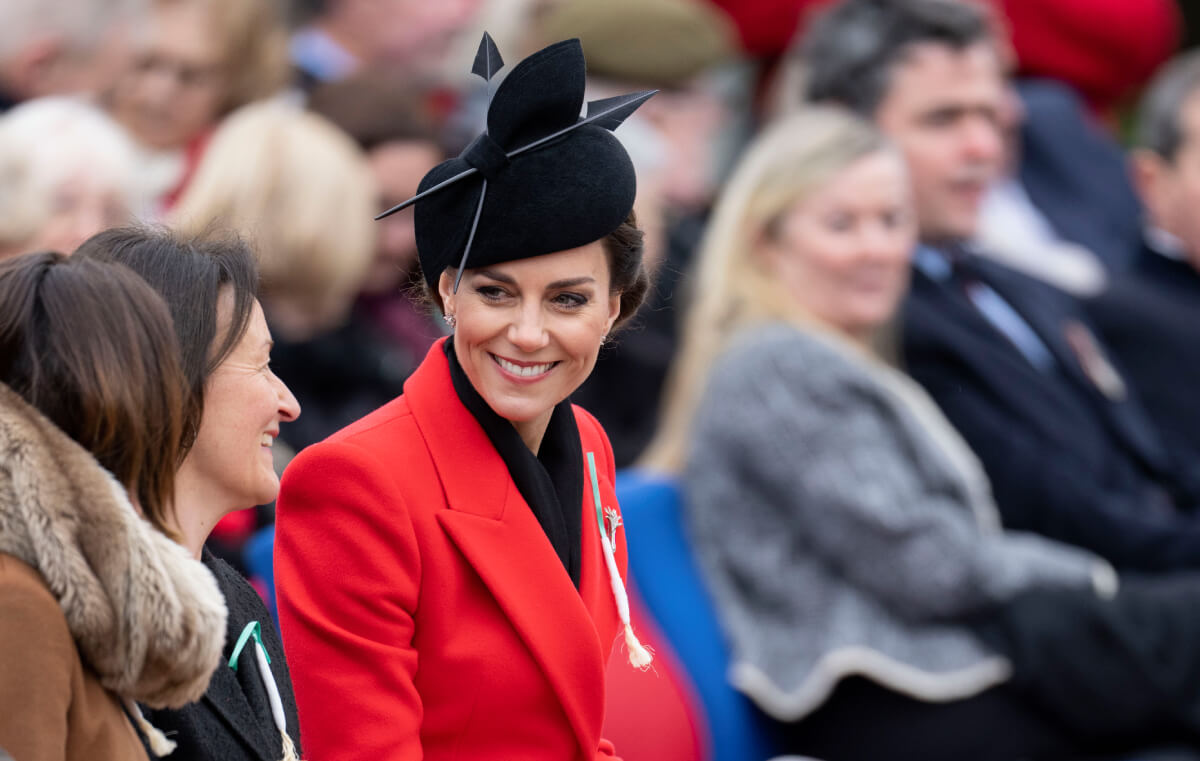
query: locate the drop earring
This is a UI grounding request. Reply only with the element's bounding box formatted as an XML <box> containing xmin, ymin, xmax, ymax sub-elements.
<box><xmin>443</xmin><ymin>313</ymin><xmax>457</xmax><ymax>329</ymax></box>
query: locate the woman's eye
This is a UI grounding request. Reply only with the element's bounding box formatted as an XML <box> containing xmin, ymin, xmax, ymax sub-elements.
<box><xmin>882</xmin><ymin>209</ymin><xmax>908</xmax><ymax>229</ymax></box>
<box><xmin>476</xmin><ymin>285</ymin><xmax>508</xmax><ymax>300</ymax></box>
<box><xmin>824</xmin><ymin>214</ymin><xmax>853</xmax><ymax>232</ymax></box>
<box><xmin>552</xmin><ymin>292</ymin><xmax>588</xmax><ymax>308</ymax></box>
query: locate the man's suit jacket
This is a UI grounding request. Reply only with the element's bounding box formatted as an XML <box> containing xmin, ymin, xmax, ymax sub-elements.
<box><xmin>274</xmin><ymin>339</ymin><xmax>626</xmax><ymax>761</ymax></box>
<box><xmin>1088</xmin><ymin>243</ymin><xmax>1200</xmax><ymax>472</ymax></box>
<box><xmin>902</xmin><ymin>253</ymin><xmax>1200</xmax><ymax>571</ymax></box>
<box><xmin>1017</xmin><ymin>78</ymin><xmax>1143</xmax><ymax>274</ymax></box>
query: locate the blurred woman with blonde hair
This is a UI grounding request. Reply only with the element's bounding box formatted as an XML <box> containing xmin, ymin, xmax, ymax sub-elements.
<box><xmin>172</xmin><ymin>100</ymin><xmax>375</xmax><ymax>337</ymax></box>
<box><xmin>171</xmin><ymin>98</ymin><xmax>381</xmax><ymax>448</ymax></box>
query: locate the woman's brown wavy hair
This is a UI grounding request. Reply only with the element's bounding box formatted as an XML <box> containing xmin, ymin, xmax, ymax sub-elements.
<box><xmin>0</xmin><ymin>252</ymin><xmax>191</xmax><ymax>538</ymax></box>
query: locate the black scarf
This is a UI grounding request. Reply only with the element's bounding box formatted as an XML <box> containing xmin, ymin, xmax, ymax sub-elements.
<box><xmin>445</xmin><ymin>339</ymin><xmax>583</xmax><ymax>586</ymax></box>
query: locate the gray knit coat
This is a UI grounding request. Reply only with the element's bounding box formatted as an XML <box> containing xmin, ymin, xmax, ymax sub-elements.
<box><xmin>683</xmin><ymin>322</ymin><xmax>1110</xmax><ymax>721</ymax></box>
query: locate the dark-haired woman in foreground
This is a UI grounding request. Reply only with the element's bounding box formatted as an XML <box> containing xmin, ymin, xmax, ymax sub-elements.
<box><xmin>0</xmin><ymin>252</ymin><xmax>225</xmax><ymax>761</ymax></box>
<box><xmin>274</xmin><ymin>36</ymin><xmax>654</xmax><ymax>761</ymax></box>
<box><xmin>76</xmin><ymin>227</ymin><xmax>304</xmax><ymax>761</ymax></box>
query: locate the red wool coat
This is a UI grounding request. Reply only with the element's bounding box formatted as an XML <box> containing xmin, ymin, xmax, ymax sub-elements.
<box><xmin>275</xmin><ymin>339</ymin><xmax>628</xmax><ymax>761</ymax></box>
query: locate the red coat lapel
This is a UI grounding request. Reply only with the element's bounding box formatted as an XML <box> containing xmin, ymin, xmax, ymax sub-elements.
<box><xmin>405</xmin><ymin>340</ymin><xmax>613</xmax><ymax>757</ymax></box>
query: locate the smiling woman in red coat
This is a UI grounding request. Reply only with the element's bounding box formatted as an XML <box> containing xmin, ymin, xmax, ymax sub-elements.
<box><xmin>273</xmin><ymin>34</ymin><xmax>655</xmax><ymax>761</ymax></box>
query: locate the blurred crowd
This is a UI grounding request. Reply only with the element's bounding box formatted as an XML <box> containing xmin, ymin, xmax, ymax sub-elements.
<box><xmin>6</xmin><ymin>0</ymin><xmax>1200</xmax><ymax>757</ymax></box>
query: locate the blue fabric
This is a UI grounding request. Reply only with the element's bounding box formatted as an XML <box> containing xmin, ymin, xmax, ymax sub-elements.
<box><xmin>615</xmin><ymin>469</ymin><xmax>777</xmax><ymax>761</ymax></box>
<box><xmin>914</xmin><ymin>245</ymin><xmax>1057</xmax><ymax>373</ymax></box>
<box><xmin>243</xmin><ymin>526</ymin><xmax>279</xmax><ymax>630</ymax></box>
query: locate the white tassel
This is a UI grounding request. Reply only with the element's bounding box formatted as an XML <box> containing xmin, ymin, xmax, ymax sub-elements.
<box><xmin>253</xmin><ymin>639</ymin><xmax>303</xmax><ymax>761</ymax></box>
<box><xmin>624</xmin><ymin>623</ymin><xmax>654</xmax><ymax>669</ymax></box>
<box><xmin>280</xmin><ymin>728</ymin><xmax>301</xmax><ymax>761</ymax></box>
<box><xmin>599</xmin><ymin>527</ymin><xmax>654</xmax><ymax>669</ymax></box>
<box><xmin>124</xmin><ymin>698</ymin><xmax>177</xmax><ymax>756</ymax></box>
<box><xmin>587</xmin><ymin>452</ymin><xmax>653</xmax><ymax>670</ymax></box>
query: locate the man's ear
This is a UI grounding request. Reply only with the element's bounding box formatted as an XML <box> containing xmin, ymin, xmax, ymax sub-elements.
<box><xmin>9</xmin><ymin>36</ymin><xmax>65</xmax><ymax>98</ymax></box>
<box><xmin>1131</xmin><ymin>148</ymin><xmax>1171</xmax><ymax>229</ymax></box>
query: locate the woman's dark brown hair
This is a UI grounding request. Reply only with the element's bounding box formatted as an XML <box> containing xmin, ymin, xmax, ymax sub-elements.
<box><xmin>75</xmin><ymin>226</ymin><xmax>260</xmax><ymax>451</ymax></box>
<box><xmin>603</xmin><ymin>213</ymin><xmax>650</xmax><ymax>331</ymax></box>
<box><xmin>0</xmin><ymin>252</ymin><xmax>190</xmax><ymax>538</ymax></box>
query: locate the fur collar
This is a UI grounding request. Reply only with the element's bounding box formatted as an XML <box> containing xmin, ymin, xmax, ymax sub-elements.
<box><xmin>0</xmin><ymin>382</ymin><xmax>226</xmax><ymax>708</ymax></box>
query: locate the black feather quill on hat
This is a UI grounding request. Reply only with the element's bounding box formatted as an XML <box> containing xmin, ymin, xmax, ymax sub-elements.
<box><xmin>376</xmin><ymin>34</ymin><xmax>655</xmax><ymax>294</ymax></box>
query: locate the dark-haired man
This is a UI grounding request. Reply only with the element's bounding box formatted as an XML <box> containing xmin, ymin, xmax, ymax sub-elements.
<box><xmin>798</xmin><ymin>0</ymin><xmax>1200</xmax><ymax>572</ymax></box>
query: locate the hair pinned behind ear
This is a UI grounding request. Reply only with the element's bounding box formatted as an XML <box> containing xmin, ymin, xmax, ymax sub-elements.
<box><xmin>377</xmin><ymin>33</ymin><xmax>655</xmax><ymax>294</ymax></box>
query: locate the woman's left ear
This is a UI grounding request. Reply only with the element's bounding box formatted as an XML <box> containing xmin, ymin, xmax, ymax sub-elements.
<box><xmin>438</xmin><ymin>270</ymin><xmax>457</xmax><ymax>317</ymax></box>
<box><xmin>607</xmin><ymin>291</ymin><xmax>621</xmax><ymax>333</ymax></box>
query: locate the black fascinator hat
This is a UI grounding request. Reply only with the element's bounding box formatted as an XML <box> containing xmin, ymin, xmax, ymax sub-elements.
<box><xmin>377</xmin><ymin>34</ymin><xmax>655</xmax><ymax>295</ymax></box>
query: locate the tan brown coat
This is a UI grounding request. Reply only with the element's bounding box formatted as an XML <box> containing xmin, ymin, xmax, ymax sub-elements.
<box><xmin>0</xmin><ymin>383</ymin><xmax>227</xmax><ymax>760</ymax></box>
<box><xmin>0</xmin><ymin>555</ymin><xmax>147</xmax><ymax>761</ymax></box>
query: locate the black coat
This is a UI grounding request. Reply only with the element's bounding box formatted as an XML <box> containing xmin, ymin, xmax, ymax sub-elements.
<box><xmin>1088</xmin><ymin>244</ymin><xmax>1200</xmax><ymax>474</ymax></box>
<box><xmin>902</xmin><ymin>252</ymin><xmax>1200</xmax><ymax>572</ymax></box>
<box><xmin>142</xmin><ymin>552</ymin><xmax>302</xmax><ymax>761</ymax></box>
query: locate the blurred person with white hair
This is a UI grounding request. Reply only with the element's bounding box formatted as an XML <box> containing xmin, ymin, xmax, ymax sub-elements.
<box><xmin>0</xmin><ymin>96</ymin><xmax>147</xmax><ymax>259</ymax></box>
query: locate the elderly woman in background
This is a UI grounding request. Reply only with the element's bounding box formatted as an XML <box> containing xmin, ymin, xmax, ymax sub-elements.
<box><xmin>76</xmin><ymin>226</ymin><xmax>303</xmax><ymax>761</ymax></box>
<box><xmin>170</xmin><ymin>98</ymin><xmax>390</xmax><ymax>450</ymax></box>
<box><xmin>105</xmin><ymin>0</ymin><xmax>291</xmax><ymax>210</ymax></box>
<box><xmin>0</xmin><ymin>97</ymin><xmax>145</xmax><ymax>259</ymax></box>
<box><xmin>645</xmin><ymin>106</ymin><xmax>1200</xmax><ymax>760</ymax></box>
<box><xmin>0</xmin><ymin>251</ymin><xmax>225</xmax><ymax>760</ymax></box>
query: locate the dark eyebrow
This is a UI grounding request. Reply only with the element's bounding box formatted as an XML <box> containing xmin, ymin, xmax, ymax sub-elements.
<box><xmin>474</xmin><ymin>269</ymin><xmax>596</xmax><ymax>289</ymax></box>
<box><xmin>548</xmin><ymin>276</ymin><xmax>596</xmax><ymax>289</ymax></box>
<box><xmin>475</xmin><ymin>268</ymin><xmax>516</xmax><ymax>284</ymax></box>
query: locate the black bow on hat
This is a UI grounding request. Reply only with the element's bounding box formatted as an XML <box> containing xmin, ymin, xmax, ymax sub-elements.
<box><xmin>376</xmin><ymin>34</ymin><xmax>655</xmax><ymax>294</ymax></box>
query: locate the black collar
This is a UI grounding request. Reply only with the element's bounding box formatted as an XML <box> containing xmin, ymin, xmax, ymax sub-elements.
<box><xmin>445</xmin><ymin>338</ymin><xmax>583</xmax><ymax>586</ymax></box>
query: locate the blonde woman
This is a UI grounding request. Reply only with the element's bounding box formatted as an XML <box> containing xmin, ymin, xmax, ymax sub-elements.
<box><xmin>645</xmin><ymin>107</ymin><xmax>1200</xmax><ymax>760</ymax></box>
<box><xmin>171</xmin><ymin>99</ymin><xmax>381</xmax><ymax>448</ymax></box>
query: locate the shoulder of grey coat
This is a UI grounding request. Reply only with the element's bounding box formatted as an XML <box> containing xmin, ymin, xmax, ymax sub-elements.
<box><xmin>682</xmin><ymin>321</ymin><xmax>1103</xmax><ymax>720</ymax></box>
